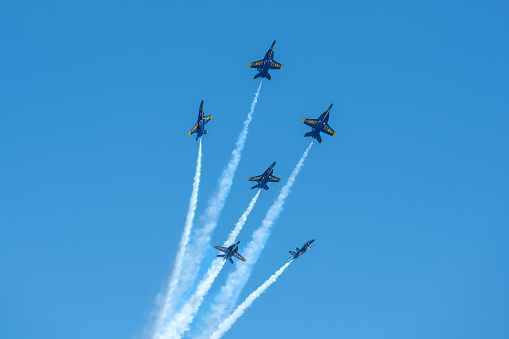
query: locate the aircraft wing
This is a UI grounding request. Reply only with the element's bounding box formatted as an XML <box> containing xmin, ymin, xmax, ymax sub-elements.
<box><xmin>247</xmin><ymin>175</ymin><xmax>263</xmax><ymax>182</ymax></box>
<box><xmin>268</xmin><ymin>175</ymin><xmax>281</xmax><ymax>182</ymax></box>
<box><xmin>269</xmin><ymin>60</ymin><xmax>283</xmax><ymax>69</ymax></box>
<box><xmin>204</xmin><ymin>115</ymin><xmax>212</xmax><ymax>124</ymax></box>
<box><xmin>189</xmin><ymin>122</ymin><xmax>199</xmax><ymax>135</ymax></box>
<box><xmin>249</xmin><ymin>60</ymin><xmax>264</xmax><ymax>68</ymax></box>
<box><xmin>321</xmin><ymin>123</ymin><xmax>336</xmax><ymax>136</ymax></box>
<box><xmin>302</xmin><ymin>118</ymin><xmax>319</xmax><ymax>128</ymax></box>
<box><xmin>213</xmin><ymin>245</ymin><xmax>228</xmax><ymax>253</ymax></box>
<box><xmin>233</xmin><ymin>252</ymin><xmax>246</xmax><ymax>262</ymax></box>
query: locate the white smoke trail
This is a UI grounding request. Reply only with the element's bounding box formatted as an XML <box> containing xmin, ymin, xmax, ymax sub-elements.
<box><xmin>150</xmin><ymin>140</ymin><xmax>203</xmax><ymax>338</ymax></box>
<box><xmin>159</xmin><ymin>190</ymin><xmax>262</xmax><ymax>338</ymax></box>
<box><xmin>210</xmin><ymin>261</ymin><xmax>293</xmax><ymax>339</ymax></box>
<box><xmin>160</xmin><ymin>260</ymin><xmax>225</xmax><ymax>339</ymax></box>
<box><xmin>200</xmin><ymin>142</ymin><xmax>313</xmax><ymax>336</ymax></box>
<box><xmin>225</xmin><ymin>189</ymin><xmax>261</xmax><ymax>245</ymax></box>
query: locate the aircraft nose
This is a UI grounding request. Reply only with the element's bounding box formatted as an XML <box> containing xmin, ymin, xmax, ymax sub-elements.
<box><xmin>310</xmin><ymin>239</ymin><xmax>315</xmax><ymax>243</ymax></box>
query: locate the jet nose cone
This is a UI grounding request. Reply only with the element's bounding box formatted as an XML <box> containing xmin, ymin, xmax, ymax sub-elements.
<box><xmin>310</xmin><ymin>239</ymin><xmax>315</xmax><ymax>244</ymax></box>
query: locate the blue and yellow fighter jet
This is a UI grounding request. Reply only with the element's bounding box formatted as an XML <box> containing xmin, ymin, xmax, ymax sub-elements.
<box><xmin>189</xmin><ymin>100</ymin><xmax>212</xmax><ymax>142</ymax></box>
<box><xmin>302</xmin><ymin>104</ymin><xmax>336</xmax><ymax>144</ymax></box>
<box><xmin>249</xmin><ymin>40</ymin><xmax>283</xmax><ymax>80</ymax></box>
<box><xmin>247</xmin><ymin>161</ymin><xmax>282</xmax><ymax>190</ymax></box>
<box><xmin>288</xmin><ymin>239</ymin><xmax>315</xmax><ymax>260</ymax></box>
<box><xmin>214</xmin><ymin>241</ymin><xmax>246</xmax><ymax>264</ymax></box>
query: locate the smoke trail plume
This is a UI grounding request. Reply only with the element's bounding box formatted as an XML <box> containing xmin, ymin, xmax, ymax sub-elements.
<box><xmin>159</xmin><ymin>190</ymin><xmax>261</xmax><ymax>338</ymax></box>
<box><xmin>210</xmin><ymin>261</ymin><xmax>293</xmax><ymax>339</ymax></box>
<box><xmin>160</xmin><ymin>260</ymin><xmax>225</xmax><ymax>339</ymax></box>
<box><xmin>225</xmin><ymin>189</ymin><xmax>261</xmax><ymax>244</ymax></box>
<box><xmin>200</xmin><ymin>142</ymin><xmax>313</xmax><ymax>336</ymax></box>
<box><xmin>150</xmin><ymin>140</ymin><xmax>203</xmax><ymax>338</ymax></box>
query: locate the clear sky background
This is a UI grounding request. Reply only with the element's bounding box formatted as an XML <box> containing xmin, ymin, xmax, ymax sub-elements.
<box><xmin>1</xmin><ymin>1</ymin><xmax>508</xmax><ymax>338</ymax></box>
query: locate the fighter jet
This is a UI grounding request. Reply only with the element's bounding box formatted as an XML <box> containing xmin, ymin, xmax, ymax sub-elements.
<box><xmin>302</xmin><ymin>104</ymin><xmax>336</xmax><ymax>144</ymax></box>
<box><xmin>249</xmin><ymin>40</ymin><xmax>283</xmax><ymax>80</ymax></box>
<box><xmin>189</xmin><ymin>100</ymin><xmax>212</xmax><ymax>142</ymax></box>
<box><xmin>213</xmin><ymin>241</ymin><xmax>246</xmax><ymax>264</ymax></box>
<box><xmin>247</xmin><ymin>161</ymin><xmax>281</xmax><ymax>190</ymax></box>
<box><xmin>288</xmin><ymin>239</ymin><xmax>315</xmax><ymax>260</ymax></box>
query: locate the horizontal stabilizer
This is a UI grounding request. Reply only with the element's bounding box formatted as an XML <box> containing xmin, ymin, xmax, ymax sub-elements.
<box><xmin>228</xmin><ymin>258</ymin><xmax>234</xmax><ymax>264</ymax></box>
<box><xmin>304</xmin><ymin>131</ymin><xmax>314</xmax><ymax>138</ymax></box>
<box><xmin>253</xmin><ymin>72</ymin><xmax>262</xmax><ymax>79</ymax></box>
<box><xmin>265</xmin><ymin>72</ymin><xmax>272</xmax><ymax>80</ymax></box>
<box><xmin>251</xmin><ymin>184</ymin><xmax>261</xmax><ymax>190</ymax></box>
<box><xmin>262</xmin><ymin>184</ymin><xmax>269</xmax><ymax>190</ymax></box>
<box><xmin>315</xmin><ymin>133</ymin><xmax>322</xmax><ymax>144</ymax></box>
<box><xmin>216</xmin><ymin>254</ymin><xmax>225</xmax><ymax>258</ymax></box>
<box><xmin>289</xmin><ymin>251</ymin><xmax>296</xmax><ymax>256</ymax></box>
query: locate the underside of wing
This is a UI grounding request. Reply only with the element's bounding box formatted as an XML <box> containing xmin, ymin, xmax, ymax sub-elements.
<box><xmin>249</xmin><ymin>60</ymin><xmax>264</xmax><ymax>68</ymax></box>
<box><xmin>303</xmin><ymin>118</ymin><xmax>318</xmax><ymax>128</ymax></box>
<box><xmin>321</xmin><ymin>123</ymin><xmax>336</xmax><ymax>136</ymax></box>
<box><xmin>204</xmin><ymin>114</ymin><xmax>212</xmax><ymax>123</ymax></box>
<box><xmin>213</xmin><ymin>245</ymin><xmax>228</xmax><ymax>253</ymax></box>
<box><xmin>247</xmin><ymin>175</ymin><xmax>263</xmax><ymax>182</ymax></box>
<box><xmin>233</xmin><ymin>252</ymin><xmax>246</xmax><ymax>262</ymax></box>
<box><xmin>268</xmin><ymin>175</ymin><xmax>281</xmax><ymax>182</ymax></box>
<box><xmin>269</xmin><ymin>60</ymin><xmax>283</xmax><ymax>69</ymax></box>
<box><xmin>189</xmin><ymin>122</ymin><xmax>199</xmax><ymax>135</ymax></box>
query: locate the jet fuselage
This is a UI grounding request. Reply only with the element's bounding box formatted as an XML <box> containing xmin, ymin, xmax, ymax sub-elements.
<box><xmin>291</xmin><ymin>239</ymin><xmax>315</xmax><ymax>260</ymax></box>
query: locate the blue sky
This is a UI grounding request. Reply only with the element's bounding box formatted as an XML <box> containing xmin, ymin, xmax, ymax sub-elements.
<box><xmin>1</xmin><ymin>1</ymin><xmax>508</xmax><ymax>338</ymax></box>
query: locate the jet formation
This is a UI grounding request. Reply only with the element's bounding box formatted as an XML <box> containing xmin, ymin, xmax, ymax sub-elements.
<box><xmin>186</xmin><ymin>41</ymin><xmax>332</xmax><ymax>264</ymax></box>
<box><xmin>249</xmin><ymin>40</ymin><xmax>283</xmax><ymax>80</ymax></box>
<box><xmin>213</xmin><ymin>241</ymin><xmax>247</xmax><ymax>264</ymax></box>
<box><xmin>288</xmin><ymin>239</ymin><xmax>315</xmax><ymax>260</ymax></box>
<box><xmin>189</xmin><ymin>100</ymin><xmax>212</xmax><ymax>142</ymax></box>
<box><xmin>247</xmin><ymin>161</ymin><xmax>281</xmax><ymax>191</ymax></box>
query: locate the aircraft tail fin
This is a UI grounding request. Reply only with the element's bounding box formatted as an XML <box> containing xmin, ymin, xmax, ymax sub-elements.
<box><xmin>216</xmin><ymin>254</ymin><xmax>225</xmax><ymax>258</ymax></box>
<box><xmin>289</xmin><ymin>251</ymin><xmax>296</xmax><ymax>256</ymax></box>
<box><xmin>228</xmin><ymin>258</ymin><xmax>234</xmax><ymax>264</ymax></box>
